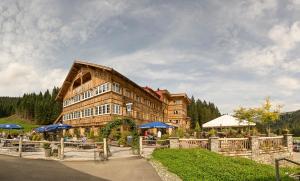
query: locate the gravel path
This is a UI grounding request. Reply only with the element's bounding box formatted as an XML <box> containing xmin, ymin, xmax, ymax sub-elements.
<box><xmin>149</xmin><ymin>159</ymin><xmax>182</xmax><ymax>181</ymax></box>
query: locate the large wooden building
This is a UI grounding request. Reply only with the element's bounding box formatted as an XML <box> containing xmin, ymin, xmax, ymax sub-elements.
<box><xmin>55</xmin><ymin>61</ymin><xmax>190</xmax><ymax>135</ymax></box>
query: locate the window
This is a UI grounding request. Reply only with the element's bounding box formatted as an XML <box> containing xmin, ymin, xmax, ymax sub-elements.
<box><xmin>105</xmin><ymin>104</ymin><xmax>110</xmax><ymax>114</ymax></box>
<box><xmin>73</xmin><ymin>78</ymin><xmax>81</xmax><ymax>90</ymax></box>
<box><xmin>82</xmin><ymin>72</ymin><xmax>92</xmax><ymax>84</ymax></box>
<box><xmin>136</xmin><ymin>96</ymin><xmax>140</xmax><ymax>103</ymax></box>
<box><xmin>112</xmin><ymin>104</ymin><xmax>121</xmax><ymax>114</ymax></box>
<box><xmin>126</xmin><ymin>103</ymin><xmax>132</xmax><ymax>112</ymax></box>
<box><xmin>175</xmin><ymin>100</ymin><xmax>181</xmax><ymax>104</ymax></box>
<box><xmin>95</xmin><ymin>104</ymin><xmax>110</xmax><ymax>115</ymax></box>
<box><xmin>112</xmin><ymin>82</ymin><xmax>121</xmax><ymax>94</ymax></box>
<box><xmin>82</xmin><ymin>108</ymin><xmax>93</xmax><ymax>118</ymax></box>
<box><xmin>95</xmin><ymin>82</ymin><xmax>111</xmax><ymax>95</ymax></box>
<box><xmin>174</xmin><ymin>110</ymin><xmax>179</xmax><ymax>114</ymax></box>
<box><xmin>82</xmin><ymin>90</ymin><xmax>93</xmax><ymax>100</ymax></box>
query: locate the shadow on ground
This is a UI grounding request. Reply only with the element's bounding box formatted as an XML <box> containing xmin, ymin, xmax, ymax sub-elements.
<box><xmin>0</xmin><ymin>155</ymin><xmax>108</xmax><ymax>181</ymax></box>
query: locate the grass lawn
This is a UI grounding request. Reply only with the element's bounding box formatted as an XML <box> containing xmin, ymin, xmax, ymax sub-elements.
<box><xmin>294</xmin><ymin>137</ymin><xmax>300</xmax><ymax>141</ymax></box>
<box><xmin>152</xmin><ymin>148</ymin><xmax>299</xmax><ymax>181</ymax></box>
<box><xmin>0</xmin><ymin>115</ymin><xmax>39</xmax><ymax>133</ymax></box>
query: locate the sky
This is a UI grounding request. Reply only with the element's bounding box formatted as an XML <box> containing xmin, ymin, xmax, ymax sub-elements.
<box><xmin>0</xmin><ymin>0</ymin><xmax>300</xmax><ymax>114</ymax></box>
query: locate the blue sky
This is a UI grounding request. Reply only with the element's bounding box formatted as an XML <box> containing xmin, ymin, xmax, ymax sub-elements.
<box><xmin>0</xmin><ymin>0</ymin><xmax>300</xmax><ymax>113</ymax></box>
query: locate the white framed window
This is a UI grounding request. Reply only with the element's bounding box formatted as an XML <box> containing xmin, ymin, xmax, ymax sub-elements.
<box><xmin>112</xmin><ymin>104</ymin><xmax>121</xmax><ymax>114</ymax></box>
<box><xmin>112</xmin><ymin>82</ymin><xmax>121</xmax><ymax>94</ymax></box>
<box><xmin>95</xmin><ymin>82</ymin><xmax>111</xmax><ymax>96</ymax></box>
<box><xmin>105</xmin><ymin>104</ymin><xmax>110</xmax><ymax>114</ymax></box>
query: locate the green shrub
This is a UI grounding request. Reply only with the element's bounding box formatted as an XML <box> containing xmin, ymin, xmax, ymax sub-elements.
<box><xmin>171</xmin><ymin>128</ymin><xmax>185</xmax><ymax>138</ymax></box>
<box><xmin>88</xmin><ymin>130</ymin><xmax>95</xmax><ymax>139</ymax></box>
<box><xmin>208</xmin><ymin>128</ymin><xmax>216</xmax><ymax>137</ymax></box>
<box><xmin>160</xmin><ymin>134</ymin><xmax>169</xmax><ymax>140</ymax></box>
<box><xmin>42</xmin><ymin>143</ymin><xmax>50</xmax><ymax>149</ymax></box>
<box><xmin>118</xmin><ymin>136</ymin><xmax>126</xmax><ymax>146</ymax></box>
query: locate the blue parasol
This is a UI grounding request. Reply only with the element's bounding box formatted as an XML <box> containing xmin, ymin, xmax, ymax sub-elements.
<box><xmin>35</xmin><ymin>124</ymin><xmax>72</xmax><ymax>133</ymax></box>
<box><xmin>139</xmin><ymin>122</ymin><xmax>174</xmax><ymax>129</ymax></box>
<box><xmin>0</xmin><ymin>124</ymin><xmax>23</xmax><ymax>129</ymax></box>
<box><xmin>45</xmin><ymin>123</ymin><xmax>72</xmax><ymax>132</ymax></box>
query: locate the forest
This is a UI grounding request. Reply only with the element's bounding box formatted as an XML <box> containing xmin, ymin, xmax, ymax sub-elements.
<box><xmin>0</xmin><ymin>87</ymin><xmax>62</xmax><ymax>125</ymax></box>
<box><xmin>187</xmin><ymin>96</ymin><xmax>221</xmax><ymax>129</ymax></box>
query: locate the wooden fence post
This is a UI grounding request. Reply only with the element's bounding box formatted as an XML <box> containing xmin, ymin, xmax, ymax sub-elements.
<box><xmin>103</xmin><ymin>138</ymin><xmax>107</xmax><ymax>159</ymax></box>
<box><xmin>139</xmin><ymin>136</ymin><xmax>143</xmax><ymax>155</ymax></box>
<box><xmin>60</xmin><ymin>138</ymin><xmax>64</xmax><ymax>160</ymax></box>
<box><xmin>18</xmin><ymin>136</ymin><xmax>23</xmax><ymax>157</ymax></box>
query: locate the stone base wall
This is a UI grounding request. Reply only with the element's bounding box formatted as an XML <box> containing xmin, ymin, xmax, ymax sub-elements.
<box><xmin>253</xmin><ymin>151</ymin><xmax>293</xmax><ymax>165</ymax></box>
<box><xmin>169</xmin><ymin>134</ymin><xmax>294</xmax><ymax>165</ymax></box>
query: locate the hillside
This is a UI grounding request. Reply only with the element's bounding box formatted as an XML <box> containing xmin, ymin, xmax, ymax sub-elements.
<box><xmin>272</xmin><ymin>109</ymin><xmax>300</xmax><ymax>136</ymax></box>
<box><xmin>0</xmin><ymin>115</ymin><xmax>39</xmax><ymax>132</ymax></box>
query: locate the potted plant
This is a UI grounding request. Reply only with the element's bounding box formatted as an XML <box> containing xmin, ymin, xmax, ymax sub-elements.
<box><xmin>43</xmin><ymin>143</ymin><xmax>51</xmax><ymax>157</ymax></box>
<box><xmin>282</xmin><ymin>128</ymin><xmax>290</xmax><ymax>134</ymax></box>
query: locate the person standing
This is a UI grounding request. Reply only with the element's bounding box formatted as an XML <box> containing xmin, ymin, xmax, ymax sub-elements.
<box><xmin>157</xmin><ymin>130</ymin><xmax>162</xmax><ymax>139</ymax></box>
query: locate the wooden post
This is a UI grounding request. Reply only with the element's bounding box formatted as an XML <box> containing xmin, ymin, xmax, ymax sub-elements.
<box><xmin>103</xmin><ymin>138</ymin><xmax>107</xmax><ymax>159</ymax></box>
<box><xmin>18</xmin><ymin>136</ymin><xmax>23</xmax><ymax>157</ymax></box>
<box><xmin>139</xmin><ymin>136</ymin><xmax>143</xmax><ymax>155</ymax></box>
<box><xmin>60</xmin><ymin>137</ymin><xmax>64</xmax><ymax>160</ymax></box>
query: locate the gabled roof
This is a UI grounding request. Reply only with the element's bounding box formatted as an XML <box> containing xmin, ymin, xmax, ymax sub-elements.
<box><xmin>170</xmin><ymin>93</ymin><xmax>191</xmax><ymax>104</ymax></box>
<box><xmin>56</xmin><ymin>60</ymin><xmax>162</xmax><ymax>102</ymax></box>
<box><xmin>202</xmin><ymin>115</ymin><xmax>256</xmax><ymax>128</ymax></box>
<box><xmin>143</xmin><ymin>86</ymin><xmax>161</xmax><ymax>99</ymax></box>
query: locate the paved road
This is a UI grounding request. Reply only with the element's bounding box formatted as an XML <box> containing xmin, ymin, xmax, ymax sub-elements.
<box><xmin>0</xmin><ymin>155</ymin><xmax>161</xmax><ymax>181</ymax></box>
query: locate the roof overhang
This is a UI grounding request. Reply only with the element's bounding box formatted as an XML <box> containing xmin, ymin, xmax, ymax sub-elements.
<box><xmin>56</xmin><ymin>60</ymin><xmax>162</xmax><ymax>102</ymax></box>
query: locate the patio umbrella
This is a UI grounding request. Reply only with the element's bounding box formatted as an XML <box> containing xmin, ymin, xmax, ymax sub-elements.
<box><xmin>44</xmin><ymin>123</ymin><xmax>72</xmax><ymax>132</ymax></box>
<box><xmin>34</xmin><ymin>126</ymin><xmax>48</xmax><ymax>133</ymax></box>
<box><xmin>0</xmin><ymin>124</ymin><xmax>23</xmax><ymax>129</ymax></box>
<box><xmin>139</xmin><ymin>122</ymin><xmax>174</xmax><ymax>129</ymax></box>
<box><xmin>35</xmin><ymin>124</ymin><xmax>72</xmax><ymax>133</ymax></box>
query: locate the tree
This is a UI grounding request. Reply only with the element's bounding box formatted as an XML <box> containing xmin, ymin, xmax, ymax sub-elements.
<box><xmin>257</xmin><ymin>97</ymin><xmax>281</xmax><ymax>136</ymax></box>
<box><xmin>195</xmin><ymin>121</ymin><xmax>201</xmax><ymax>132</ymax></box>
<box><xmin>233</xmin><ymin>97</ymin><xmax>281</xmax><ymax>136</ymax></box>
<box><xmin>234</xmin><ymin>107</ymin><xmax>256</xmax><ymax>135</ymax></box>
<box><xmin>187</xmin><ymin>97</ymin><xmax>221</xmax><ymax>129</ymax></box>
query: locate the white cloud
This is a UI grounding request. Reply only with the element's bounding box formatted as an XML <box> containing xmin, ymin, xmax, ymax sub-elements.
<box><xmin>0</xmin><ymin>0</ymin><xmax>299</xmax><ymax>114</ymax></box>
<box><xmin>275</xmin><ymin>76</ymin><xmax>300</xmax><ymax>91</ymax></box>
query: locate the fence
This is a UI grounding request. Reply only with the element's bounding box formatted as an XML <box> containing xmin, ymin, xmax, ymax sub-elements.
<box><xmin>258</xmin><ymin>136</ymin><xmax>285</xmax><ymax>152</ymax></box>
<box><xmin>168</xmin><ymin>134</ymin><xmax>294</xmax><ymax>164</ymax></box>
<box><xmin>219</xmin><ymin>138</ymin><xmax>250</xmax><ymax>153</ymax></box>
<box><xmin>0</xmin><ymin>137</ymin><xmax>107</xmax><ymax>161</ymax></box>
<box><xmin>179</xmin><ymin>138</ymin><xmax>209</xmax><ymax>149</ymax></box>
<box><xmin>139</xmin><ymin>137</ymin><xmax>170</xmax><ymax>157</ymax></box>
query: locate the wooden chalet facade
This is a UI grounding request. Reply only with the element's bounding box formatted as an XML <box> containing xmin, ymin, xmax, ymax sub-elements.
<box><xmin>55</xmin><ymin>61</ymin><xmax>190</xmax><ymax>135</ymax></box>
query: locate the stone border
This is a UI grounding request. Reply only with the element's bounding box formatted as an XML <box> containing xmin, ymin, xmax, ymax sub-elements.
<box><xmin>149</xmin><ymin>159</ymin><xmax>182</xmax><ymax>181</ymax></box>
